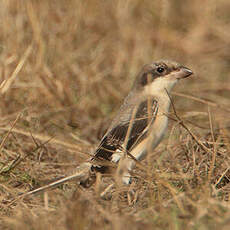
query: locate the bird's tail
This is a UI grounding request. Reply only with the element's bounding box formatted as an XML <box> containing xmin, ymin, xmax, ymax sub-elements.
<box><xmin>12</xmin><ymin>162</ymin><xmax>94</xmax><ymax>203</ymax></box>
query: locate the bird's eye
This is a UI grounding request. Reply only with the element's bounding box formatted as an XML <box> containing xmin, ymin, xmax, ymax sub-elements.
<box><xmin>156</xmin><ymin>67</ymin><xmax>165</xmax><ymax>74</ymax></box>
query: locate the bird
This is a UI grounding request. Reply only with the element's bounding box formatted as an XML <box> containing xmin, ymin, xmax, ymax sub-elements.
<box><xmin>17</xmin><ymin>60</ymin><xmax>193</xmax><ymax>198</ymax></box>
<box><xmin>80</xmin><ymin>60</ymin><xmax>193</xmax><ymax>187</ymax></box>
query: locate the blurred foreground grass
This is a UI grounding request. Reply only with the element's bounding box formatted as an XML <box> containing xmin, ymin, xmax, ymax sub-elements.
<box><xmin>0</xmin><ymin>0</ymin><xmax>230</xmax><ymax>229</ymax></box>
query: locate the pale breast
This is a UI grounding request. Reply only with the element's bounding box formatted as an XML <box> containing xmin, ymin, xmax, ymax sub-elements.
<box><xmin>150</xmin><ymin>93</ymin><xmax>170</xmax><ymax>149</ymax></box>
<box><xmin>151</xmin><ymin>113</ymin><xmax>168</xmax><ymax>149</ymax></box>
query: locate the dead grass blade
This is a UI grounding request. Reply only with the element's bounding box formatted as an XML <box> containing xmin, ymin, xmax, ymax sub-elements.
<box><xmin>0</xmin><ymin>126</ymin><xmax>90</xmax><ymax>156</ymax></box>
<box><xmin>172</xmin><ymin>92</ymin><xmax>230</xmax><ymax>112</ymax></box>
<box><xmin>165</xmin><ymin>89</ymin><xmax>213</xmax><ymax>154</ymax></box>
<box><xmin>0</xmin><ymin>45</ymin><xmax>33</xmax><ymax>94</ymax></box>
<box><xmin>0</xmin><ymin>113</ymin><xmax>22</xmax><ymax>157</ymax></box>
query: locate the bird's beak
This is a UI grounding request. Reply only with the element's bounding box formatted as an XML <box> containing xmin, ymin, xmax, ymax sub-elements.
<box><xmin>176</xmin><ymin>66</ymin><xmax>193</xmax><ymax>79</ymax></box>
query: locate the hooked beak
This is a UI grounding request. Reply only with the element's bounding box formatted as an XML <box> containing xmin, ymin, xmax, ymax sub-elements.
<box><xmin>176</xmin><ymin>66</ymin><xmax>193</xmax><ymax>79</ymax></box>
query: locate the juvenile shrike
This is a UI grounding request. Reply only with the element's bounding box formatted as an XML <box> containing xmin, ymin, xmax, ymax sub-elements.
<box><xmin>81</xmin><ymin>60</ymin><xmax>193</xmax><ymax>186</ymax></box>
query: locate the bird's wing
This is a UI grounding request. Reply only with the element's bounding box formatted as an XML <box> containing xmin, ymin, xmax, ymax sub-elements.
<box><xmin>92</xmin><ymin>99</ymin><xmax>158</xmax><ymax>164</ymax></box>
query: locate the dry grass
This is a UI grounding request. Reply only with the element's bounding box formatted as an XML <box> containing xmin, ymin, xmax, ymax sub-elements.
<box><xmin>0</xmin><ymin>0</ymin><xmax>230</xmax><ymax>229</ymax></box>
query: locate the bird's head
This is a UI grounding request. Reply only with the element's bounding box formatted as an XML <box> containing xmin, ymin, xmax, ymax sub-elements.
<box><xmin>133</xmin><ymin>60</ymin><xmax>193</xmax><ymax>95</ymax></box>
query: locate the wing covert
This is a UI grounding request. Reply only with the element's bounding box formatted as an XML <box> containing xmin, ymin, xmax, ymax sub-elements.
<box><xmin>93</xmin><ymin>99</ymin><xmax>158</xmax><ymax>164</ymax></box>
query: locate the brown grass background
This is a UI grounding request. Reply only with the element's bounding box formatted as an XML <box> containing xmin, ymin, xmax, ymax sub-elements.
<box><xmin>0</xmin><ymin>0</ymin><xmax>230</xmax><ymax>229</ymax></box>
